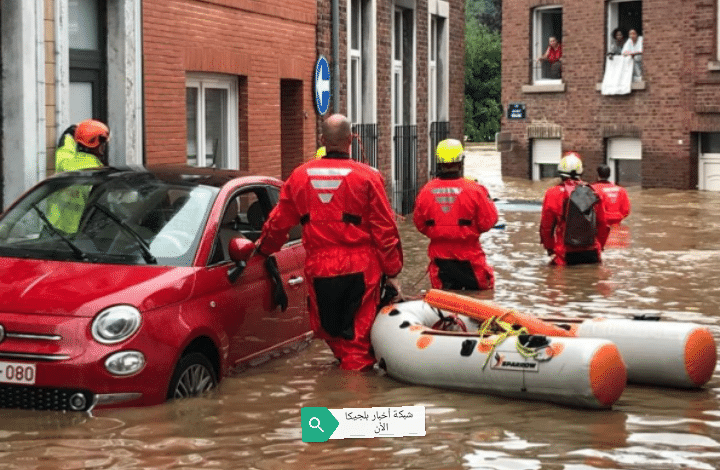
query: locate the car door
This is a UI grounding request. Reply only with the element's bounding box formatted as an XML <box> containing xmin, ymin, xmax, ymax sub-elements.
<box><xmin>200</xmin><ymin>185</ymin><xmax>308</xmax><ymax>366</ymax></box>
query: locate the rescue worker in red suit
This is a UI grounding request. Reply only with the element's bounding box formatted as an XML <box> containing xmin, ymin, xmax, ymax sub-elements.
<box><xmin>591</xmin><ymin>164</ymin><xmax>631</xmax><ymax>244</ymax></box>
<box><xmin>256</xmin><ymin>114</ymin><xmax>403</xmax><ymax>371</ymax></box>
<box><xmin>413</xmin><ymin>139</ymin><xmax>498</xmax><ymax>290</ymax></box>
<box><xmin>540</xmin><ymin>152</ymin><xmax>609</xmax><ymax>265</ymax></box>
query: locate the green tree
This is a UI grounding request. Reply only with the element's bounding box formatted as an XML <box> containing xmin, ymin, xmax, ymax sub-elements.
<box><xmin>466</xmin><ymin>0</ymin><xmax>501</xmax><ymax>33</ymax></box>
<box><xmin>464</xmin><ymin>22</ymin><xmax>501</xmax><ymax>142</ymax></box>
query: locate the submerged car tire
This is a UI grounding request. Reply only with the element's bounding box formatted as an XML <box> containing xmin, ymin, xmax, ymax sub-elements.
<box><xmin>167</xmin><ymin>352</ymin><xmax>218</xmax><ymax>400</ymax></box>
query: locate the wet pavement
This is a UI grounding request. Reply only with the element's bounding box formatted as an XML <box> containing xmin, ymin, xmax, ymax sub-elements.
<box><xmin>2</xmin><ymin>148</ymin><xmax>720</xmax><ymax>469</ymax></box>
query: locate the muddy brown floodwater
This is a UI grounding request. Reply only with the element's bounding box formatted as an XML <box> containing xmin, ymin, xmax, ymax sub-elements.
<box><xmin>1</xmin><ymin>169</ymin><xmax>720</xmax><ymax>470</ymax></box>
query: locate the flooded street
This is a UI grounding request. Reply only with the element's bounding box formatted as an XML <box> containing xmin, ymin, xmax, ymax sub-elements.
<box><xmin>2</xmin><ymin>153</ymin><xmax>720</xmax><ymax>469</ymax></box>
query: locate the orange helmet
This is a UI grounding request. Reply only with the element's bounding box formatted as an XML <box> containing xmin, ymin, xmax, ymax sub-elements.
<box><xmin>74</xmin><ymin>119</ymin><xmax>110</xmax><ymax>149</ymax></box>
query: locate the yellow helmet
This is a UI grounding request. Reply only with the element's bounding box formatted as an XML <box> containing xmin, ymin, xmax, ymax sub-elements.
<box><xmin>315</xmin><ymin>146</ymin><xmax>326</xmax><ymax>159</ymax></box>
<box><xmin>436</xmin><ymin>139</ymin><xmax>465</xmax><ymax>164</ymax></box>
<box><xmin>558</xmin><ymin>151</ymin><xmax>583</xmax><ymax>176</ymax></box>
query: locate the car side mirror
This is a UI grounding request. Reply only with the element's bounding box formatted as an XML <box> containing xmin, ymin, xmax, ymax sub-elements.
<box><xmin>227</xmin><ymin>238</ymin><xmax>255</xmax><ymax>282</ymax></box>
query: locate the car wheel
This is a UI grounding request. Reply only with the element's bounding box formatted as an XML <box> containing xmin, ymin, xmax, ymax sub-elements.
<box><xmin>167</xmin><ymin>352</ymin><xmax>217</xmax><ymax>400</ymax></box>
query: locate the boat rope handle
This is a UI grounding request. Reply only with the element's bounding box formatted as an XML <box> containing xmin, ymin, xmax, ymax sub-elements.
<box><xmin>478</xmin><ymin>314</ymin><xmax>544</xmax><ymax>369</ymax></box>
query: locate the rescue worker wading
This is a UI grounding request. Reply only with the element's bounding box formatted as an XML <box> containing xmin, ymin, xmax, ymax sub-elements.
<box><xmin>413</xmin><ymin>139</ymin><xmax>498</xmax><ymax>290</ymax></box>
<box><xmin>48</xmin><ymin>119</ymin><xmax>110</xmax><ymax>234</ymax></box>
<box><xmin>256</xmin><ymin>114</ymin><xmax>403</xmax><ymax>371</ymax></box>
<box><xmin>591</xmin><ymin>164</ymin><xmax>631</xmax><ymax>244</ymax></box>
<box><xmin>540</xmin><ymin>152</ymin><xmax>608</xmax><ymax>265</ymax></box>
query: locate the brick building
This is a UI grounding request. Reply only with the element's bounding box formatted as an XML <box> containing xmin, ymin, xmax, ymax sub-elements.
<box><xmin>142</xmin><ymin>0</ymin><xmax>317</xmax><ymax>179</ymax></box>
<box><xmin>0</xmin><ymin>0</ymin><xmax>466</xmax><ymax>211</ymax></box>
<box><xmin>316</xmin><ymin>0</ymin><xmax>466</xmax><ymax>213</ymax></box>
<box><xmin>500</xmin><ymin>0</ymin><xmax>720</xmax><ymax>191</ymax></box>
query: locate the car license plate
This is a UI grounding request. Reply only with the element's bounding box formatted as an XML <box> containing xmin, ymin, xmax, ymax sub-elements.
<box><xmin>0</xmin><ymin>361</ymin><xmax>36</xmax><ymax>385</ymax></box>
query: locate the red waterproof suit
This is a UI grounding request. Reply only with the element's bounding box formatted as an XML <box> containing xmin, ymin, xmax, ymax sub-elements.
<box><xmin>413</xmin><ymin>176</ymin><xmax>498</xmax><ymax>290</ymax></box>
<box><xmin>591</xmin><ymin>181</ymin><xmax>630</xmax><ymax>225</ymax></box>
<box><xmin>540</xmin><ymin>180</ymin><xmax>608</xmax><ymax>266</ymax></box>
<box><xmin>257</xmin><ymin>152</ymin><xmax>403</xmax><ymax>371</ymax></box>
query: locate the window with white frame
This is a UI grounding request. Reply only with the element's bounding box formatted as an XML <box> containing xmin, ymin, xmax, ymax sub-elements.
<box><xmin>186</xmin><ymin>74</ymin><xmax>239</xmax><ymax>169</ymax></box>
<box><xmin>607</xmin><ymin>137</ymin><xmax>642</xmax><ymax>186</ymax></box>
<box><xmin>348</xmin><ymin>0</ymin><xmax>375</xmax><ymax>125</ymax></box>
<box><xmin>532</xmin><ymin>139</ymin><xmax>562</xmax><ymax>180</ymax></box>
<box><xmin>393</xmin><ymin>7</ymin><xmax>404</xmax><ymax>127</ymax></box>
<box><xmin>429</xmin><ymin>14</ymin><xmax>447</xmax><ymax>124</ymax></box>
<box><xmin>606</xmin><ymin>1</ymin><xmax>642</xmax><ymax>56</ymax></box>
<box><xmin>428</xmin><ymin>1</ymin><xmax>450</xmax><ymax>176</ymax></box>
<box><xmin>349</xmin><ymin>0</ymin><xmax>362</xmax><ymax>124</ymax></box>
<box><xmin>532</xmin><ymin>6</ymin><xmax>562</xmax><ymax>83</ymax></box>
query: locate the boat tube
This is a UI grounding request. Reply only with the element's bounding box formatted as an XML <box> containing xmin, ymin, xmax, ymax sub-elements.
<box><xmin>424</xmin><ymin>289</ymin><xmax>717</xmax><ymax>388</ymax></box>
<box><xmin>371</xmin><ymin>299</ymin><xmax>627</xmax><ymax>409</ymax></box>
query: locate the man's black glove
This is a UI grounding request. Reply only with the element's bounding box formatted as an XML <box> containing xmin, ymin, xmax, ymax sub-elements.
<box><xmin>265</xmin><ymin>255</ymin><xmax>288</xmax><ymax>312</ymax></box>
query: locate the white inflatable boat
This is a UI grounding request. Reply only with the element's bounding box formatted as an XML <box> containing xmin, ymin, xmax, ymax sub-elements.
<box><xmin>423</xmin><ymin>289</ymin><xmax>717</xmax><ymax>389</ymax></box>
<box><xmin>371</xmin><ymin>299</ymin><xmax>627</xmax><ymax>409</ymax></box>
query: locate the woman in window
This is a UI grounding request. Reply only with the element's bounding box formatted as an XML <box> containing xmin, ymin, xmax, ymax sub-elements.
<box><xmin>622</xmin><ymin>29</ymin><xmax>643</xmax><ymax>81</ymax></box>
<box><xmin>538</xmin><ymin>36</ymin><xmax>562</xmax><ymax>79</ymax></box>
<box><xmin>608</xmin><ymin>28</ymin><xmax>626</xmax><ymax>58</ymax></box>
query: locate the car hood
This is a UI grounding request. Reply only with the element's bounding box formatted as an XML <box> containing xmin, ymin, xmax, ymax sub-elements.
<box><xmin>0</xmin><ymin>258</ymin><xmax>195</xmax><ymax>317</ymax></box>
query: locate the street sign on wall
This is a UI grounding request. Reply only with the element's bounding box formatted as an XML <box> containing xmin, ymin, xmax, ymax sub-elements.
<box><xmin>315</xmin><ymin>56</ymin><xmax>331</xmax><ymax>115</ymax></box>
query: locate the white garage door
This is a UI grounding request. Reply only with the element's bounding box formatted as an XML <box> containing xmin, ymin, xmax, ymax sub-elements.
<box><xmin>699</xmin><ymin>133</ymin><xmax>720</xmax><ymax>191</ymax></box>
<box><xmin>532</xmin><ymin>139</ymin><xmax>561</xmax><ymax>180</ymax></box>
<box><xmin>607</xmin><ymin>137</ymin><xmax>642</xmax><ymax>185</ymax></box>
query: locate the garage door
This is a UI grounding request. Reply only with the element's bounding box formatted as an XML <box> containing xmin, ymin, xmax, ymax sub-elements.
<box><xmin>532</xmin><ymin>139</ymin><xmax>561</xmax><ymax>180</ymax></box>
<box><xmin>607</xmin><ymin>137</ymin><xmax>641</xmax><ymax>185</ymax></box>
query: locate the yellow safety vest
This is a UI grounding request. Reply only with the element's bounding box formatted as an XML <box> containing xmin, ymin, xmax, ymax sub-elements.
<box><xmin>46</xmin><ymin>134</ymin><xmax>103</xmax><ymax>234</ymax></box>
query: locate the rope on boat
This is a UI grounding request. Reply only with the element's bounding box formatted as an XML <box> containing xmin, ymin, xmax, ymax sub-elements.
<box><xmin>477</xmin><ymin>313</ymin><xmax>548</xmax><ymax>370</ymax></box>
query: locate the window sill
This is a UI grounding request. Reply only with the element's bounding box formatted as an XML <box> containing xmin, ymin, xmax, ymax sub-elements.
<box><xmin>708</xmin><ymin>61</ymin><xmax>720</xmax><ymax>71</ymax></box>
<box><xmin>594</xmin><ymin>80</ymin><xmax>646</xmax><ymax>91</ymax></box>
<box><xmin>521</xmin><ymin>82</ymin><xmax>566</xmax><ymax>93</ymax></box>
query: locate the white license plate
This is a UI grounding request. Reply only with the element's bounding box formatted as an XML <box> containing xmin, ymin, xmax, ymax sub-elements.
<box><xmin>0</xmin><ymin>361</ymin><xmax>36</xmax><ymax>385</ymax></box>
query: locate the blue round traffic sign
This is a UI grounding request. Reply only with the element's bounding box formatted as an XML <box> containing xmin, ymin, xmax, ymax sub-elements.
<box><xmin>315</xmin><ymin>56</ymin><xmax>331</xmax><ymax>115</ymax></box>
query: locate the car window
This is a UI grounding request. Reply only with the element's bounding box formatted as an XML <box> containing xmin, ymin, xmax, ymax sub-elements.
<box><xmin>0</xmin><ymin>174</ymin><xmax>217</xmax><ymax>267</ymax></box>
<box><xmin>210</xmin><ymin>188</ymin><xmax>270</xmax><ymax>264</ymax></box>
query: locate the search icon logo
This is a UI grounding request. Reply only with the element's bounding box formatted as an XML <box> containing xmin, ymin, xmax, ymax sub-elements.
<box><xmin>301</xmin><ymin>407</ymin><xmax>339</xmax><ymax>442</ymax></box>
<box><xmin>309</xmin><ymin>417</ymin><xmax>324</xmax><ymax>432</ymax></box>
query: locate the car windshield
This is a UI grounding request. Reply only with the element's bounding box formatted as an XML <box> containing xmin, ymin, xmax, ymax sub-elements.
<box><xmin>0</xmin><ymin>172</ymin><xmax>218</xmax><ymax>266</ymax></box>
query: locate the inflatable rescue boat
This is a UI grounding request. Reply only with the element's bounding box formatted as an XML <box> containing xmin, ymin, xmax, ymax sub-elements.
<box><xmin>423</xmin><ymin>289</ymin><xmax>718</xmax><ymax>388</ymax></box>
<box><xmin>371</xmin><ymin>299</ymin><xmax>627</xmax><ymax>409</ymax></box>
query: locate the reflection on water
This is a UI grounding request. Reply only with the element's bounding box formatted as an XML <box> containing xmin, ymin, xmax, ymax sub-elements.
<box><xmin>2</xmin><ymin>178</ymin><xmax>720</xmax><ymax>469</ymax></box>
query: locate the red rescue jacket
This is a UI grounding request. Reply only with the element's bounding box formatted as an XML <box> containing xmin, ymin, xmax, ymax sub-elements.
<box><xmin>540</xmin><ymin>179</ymin><xmax>609</xmax><ymax>265</ymax></box>
<box><xmin>591</xmin><ymin>181</ymin><xmax>631</xmax><ymax>225</ymax></box>
<box><xmin>413</xmin><ymin>176</ymin><xmax>498</xmax><ymax>288</ymax></box>
<box><xmin>257</xmin><ymin>153</ymin><xmax>403</xmax><ymax>278</ymax></box>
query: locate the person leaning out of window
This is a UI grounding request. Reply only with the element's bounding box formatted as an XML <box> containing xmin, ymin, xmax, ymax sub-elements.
<box><xmin>607</xmin><ymin>28</ymin><xmax>626</xmax><ymax>59</ymax></box>
<box><xmin>622</xmin><ymin>29</ymin><xmax>643</xmax><ymax>81</ymax></box>
<box><xmin>537</xmin><ymin>36</ymin><xmax>563</xmax><ymax>79</ymax></box>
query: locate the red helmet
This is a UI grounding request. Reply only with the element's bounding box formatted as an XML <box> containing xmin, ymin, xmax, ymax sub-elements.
<box><xmin>74</xmin><ymin>119</ymin><xmax>110</xmax><ymax>149</ymax></box>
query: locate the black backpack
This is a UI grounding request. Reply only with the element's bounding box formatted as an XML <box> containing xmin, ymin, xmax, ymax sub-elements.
<box><xmin>563</xmin><ymin>182</ymin><xmax>599</xmax><ymax>247</ymax></box>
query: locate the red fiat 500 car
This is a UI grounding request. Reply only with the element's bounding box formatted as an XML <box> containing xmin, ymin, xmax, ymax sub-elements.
<box><xmin>0</xmin><ymin>166</ymin><xmax>311</xmax><ymax>412</ymax></box>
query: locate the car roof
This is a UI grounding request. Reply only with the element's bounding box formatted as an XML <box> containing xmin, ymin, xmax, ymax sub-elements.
<box><xmin>49</xmin><ymin>165</ymin><xmax>281</xmax><ymax>188</ymax></box>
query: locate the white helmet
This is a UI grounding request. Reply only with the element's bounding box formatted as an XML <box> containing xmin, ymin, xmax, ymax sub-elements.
<box><xmin>558</xmin><ymin>151</ymin><xmax>583</xmax><ymax>177</ymax></box>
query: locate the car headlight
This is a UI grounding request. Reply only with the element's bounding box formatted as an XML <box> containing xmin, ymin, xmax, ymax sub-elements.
<box><xmin>105</xmin><ymin>351</ymin><xmax>146</xmax><ymax>376</ymax></box>
<box><xmin>91</xmin><ymin>305</ymin><xmax>141</xmax><ymax>344</ymax></box>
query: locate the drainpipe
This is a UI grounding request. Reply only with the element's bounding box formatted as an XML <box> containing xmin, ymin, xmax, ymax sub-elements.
<box><xmin>332</xmin><ymin>0</ymin><xmax>339</xmax><ymax>113</ymax></box>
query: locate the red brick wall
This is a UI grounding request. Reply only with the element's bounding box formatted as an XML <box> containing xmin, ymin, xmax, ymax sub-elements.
<box><xmin>143</xmin><ymin>0</ymin><xmax>317</xmax><ymax>178</ymax></box>
<box><xmin>501</xmin><ymin>0</ymin><xmax>720</xmax><ymax>189</ymax></box>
